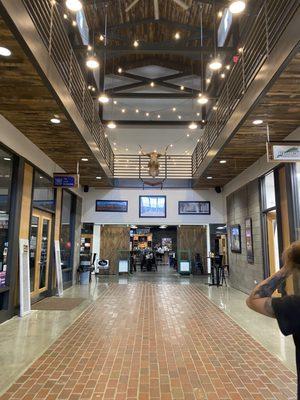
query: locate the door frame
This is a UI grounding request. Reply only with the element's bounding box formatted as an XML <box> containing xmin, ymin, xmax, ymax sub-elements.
<box><xmin>30</xmin><ymin>208</ymin><xmax>53</xmax><ymax>297</ymax></box>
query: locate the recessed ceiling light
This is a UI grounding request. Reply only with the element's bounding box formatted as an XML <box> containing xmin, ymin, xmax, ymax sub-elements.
<box><xmin>39</xmin><ymin>176</ymin><xmax>43</xmax><ymax>179</ymax></box>
<box><xmin>87</xmin><ymin>45</ymin><xmax>93</xmax><ymax>51</ymax></box>
<box><xmin>0</xmin><ymin>47</ymin><xmax>11</xmax><ymax>57</ymax></box>
<box><xmin>133</xmin><ymin>40</ymin><xmax>139</xmax><ymax>47</ymax></box>
<box><xmin>72</xmin><ymin>20</ymin><xmax>77</xmax><ymax>27</ymax></box>
<box><xmin>180</xmin><ymin>86</ymin><xmax>185</xmax><ymax>91</ymax></box>
<box><xmin>98</xmin><ymin>93</ymin><xmax>109</xmax><ymax>103</ymax></box>
<box><xmin>197</xmin><ymin>112</ymin><xmax>200</xmax><ymax>116</ymax></box>
<box><xmin>174</xmin><ymin>32</ymin><xmax>180</xmax><ymax>40</ymax></box>
<box><xmin>135</xmin><ymin>109</ymin><xmax>139</xmax><ymax>113</ymax></box>
<box><xmin>178</xmin><ymin>115</ymin><xmax>182</xmax><ymax>120</ymax></box>
<box><xmin>157</xmin><ymin>114</ymin><xmax>161</xmax><ymax>119</ymax></box>
<box><xmin>218</xmin><ymin>10</ymin><xmax>223</xmax><ymax>18</ymax></box>
<box><xmin>107</xmin><ymin>121</ymin><xmax>116</xmax><ymax>129</ymax></box>
<box><xmin>189</xmin><ymin>122</ymin><xmax>198</xmax><ymax>130</ymax></box>
<box><xmin>150</xmin><ymin>82</ymin><xmax>155</xmax><ymax>87</ymax></box>
<box><xmin>99</xmin><ymin>34</ymin><xmax>104</xmax><ymax>41</ymax></box>
<box><xmin>81</xmin><ymin>158</ymin><xmax>88</xmax><ymax>161</ymax></box>
<box><xmin>121</xmin><ymin>109</ymin><xmax>126</xmax><ymax>113</ymax></box>
<box><xmin>207</xmin><ymin>176</ymin><xmax>213</xmax><ymax>180</ymax></box>
<box><xmin>145</xmin><ymin>112</ymin><xmax>149</xmax><ymax>116</ymax></box>
<box><xmin>186</xmin><ymin>133</ymin><xmax>190</xmax><ymax>137</ymax></box>
<box><xmin>172</xmin><ymin>107</ymin><xmax>176</xmax><ymax>112</ymax></box>
<box><xmin>226</xmin><ymin>65</ymin><xmax>231</xmax><ymax>70</ymax></box>
<box><xmin>66</xmin><ymin>0</ymin><xmax>82</xmax><ymax>12</ymax></box>
<box><xmin>229</xmin><ymin>1</ymin><xmax>246</xmax><ymax>14</ymax></box>
<box><xmin>96</xmin><ymin>176</ymin><xmax>102</xmax><ymax>180</ymax></box>
<box><xmin>206</xmin><ymin>78</ymin><xmax>211</xmax><ymax>84</ymax></box>
<box><xmin>170</xmin><ymin>144</ymin><xmax>173</xmax><ymax>147</ymax></box>
<box><xmin>213</xmin><ymin>106</ymin><xmax>218</xmax><ymax>110</ymax></box>
<box><xmin>50</xmin><ymin>117</ymin><xmax>61</xmax><ymax>124</ymax></box>
<box><xmin>118</xmin><ymin>67</ymin><xmax>123</xmax><ymax>73</ymax></box>
<box><xmin>3</xmin><ymin>157</ymin><xmax>11</xmax><ymax>161</ymax></box>
<box><xmin>253</xmin><ymin>119</ymin><xmax>263</xmax><ymax>125</ymax></box>
<box><xmin>238</xmin><ymin>47</ymin><xmax>244</xmax><ymax>53</ymax></box>
<box><xmin>86</xmin><ymin>56</ymin><xmax>99</xmax><ymax>69</ymax></box>
<box><xmin>220</xmin><ymin>73</ymin><xmax>226</xmax><ymax>79</ymax></box>
<box><xmin>113</xmin><ymin>100</ymin><xmax>117</xmax><ymax>105</ymax></box>
<box><xmin>63</xmin><ymin>13</ymin><xmax>68</xmax><ymax>19</ymax></box>
<box><xmin>209</xmin><ymin>59</ymin><xmax>222</xmax><ymax>71</ymax></box>
<box><xmin>220</xmin><ymin>160</ymin><xmax>227</xmax><ymax>164</ymax></box>
<box><xmin>126</xmin><ymin>148</ymin><xmax>128</xmax><ymax>151</ymax></box>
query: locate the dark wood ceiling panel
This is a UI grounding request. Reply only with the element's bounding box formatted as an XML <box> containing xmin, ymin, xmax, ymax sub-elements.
<box><xmin>194</xmin><ymin>53</ymin><xmax>300</xmax><ymax>188</ymax></box>
<box><xmin>0</xmin><ymin>17</ymin><xmax>110</xmax><ymax>187</ymax></box>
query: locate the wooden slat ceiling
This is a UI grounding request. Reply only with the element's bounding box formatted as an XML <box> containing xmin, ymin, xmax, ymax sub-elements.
<box><xmin>194</xmin><ymin>52</ymin><xmax>300</xmax><ymax>188</ymax></box>
<box><xmin>0</xmin><ymin>16</ymin><xmax>110</xmax><ymax>187</ymax></box>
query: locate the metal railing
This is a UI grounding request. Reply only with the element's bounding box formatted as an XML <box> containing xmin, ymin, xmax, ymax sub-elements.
<box><xmin>22</xmin><ymin>0</ymin><xmax>114</xmax><ymax>174</ymax></box>
<box><xmin>192</xmin><ymin>0</ymin><xmax>299</xmax><ymax>176</ymax></box>
<box><xmin>114</xmin><ymin>155</ymin><xmax>192</xmax><ymax>179</ymax></box>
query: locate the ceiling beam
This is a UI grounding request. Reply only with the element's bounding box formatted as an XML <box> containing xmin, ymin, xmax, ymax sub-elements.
<box><xmin>107</xmin><ymin>92</ymin><xmax>198</xmax><ymax>99</ymax></box>
<box><xmin>85</xmin><ymin>0</ymin><xmax>223</xmax><ymax>6</ymax></box>
<box><xmin>102</xmin><ymin>120</ymin><xmax>206</xmax><ymax>127</ymax></box>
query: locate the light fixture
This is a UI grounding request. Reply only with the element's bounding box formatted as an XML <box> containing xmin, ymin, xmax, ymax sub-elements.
<box><xmin>121</xmin><ymin>109</ymin><xmax>126</xmax><ymax>113</ymax></box>
<box><xmin>157</xmin><ymin>114</ymin><xmax>161</xmax><ymax>119</ymax></box>
<box><xmin>174</xmin><ymin>32</ymin><xmax>180</xmax><ymax>40</ymax></box>
<box><xmin>81</xmin><ymin>158</ymin><xmax>88</xmax><ymax>162</ymax></box>
<box><xmin>238</xmin><ymin>47</ymin><xmax>244</xmax><ymax>53</ymax></box>
<box><xmin>126</xmin><ymin>148</ymin><xmax>128</xmax><ymax>152</ymax></box>
<box><xmin>96</xmin><ymin>176</ymin><xmax>102</xmax><ymax>180</ymax></box>
<box><xmin>197</xmin><ymin>95</ymin><xmax>208</xmax><ymax>105</ymax></box>
<box><xmin>3</xmin><ymin>157</ymin><xmax>11</xmax><ymax>161</ymax></box>
<box><xmin>159</xmin><ymin>225</ymin><xmax>167</xmax><ymax>229</ymax></box>
<box><xmin>105</xmin><ymin>134</ymin><xmax>108</xmax><ymax>138</ymax></box>
<box><xmin>150</xmin><ymin>81</ymin><xmax>155</xmax><ymax>87</ymax></box>
<box><xmin>213</xmin><ymin>106</ymin><xmax>218</xmax><ymax>110</ymax></box>
<box><xmin>118</xmin><ymin>67</ymin><xmax>122</xmax><ymax>73</ymax></box>
<box><xmin>63</xmin><ymin>13</ymin><xmax>68</xmax><ymax>19</ymax></box>
<box><xmin>172</xmin><ymin>107</ymin><xmax>176</xmax><ymax>112</ymax></box>
<box><xmin>189</xmin><ymin>122</ymin><xmax>198</xmax><ymax>130</ymax></box>
<box><xmin>145</xmin><ymin>112</ymin><xmax>149</xmax><ymax>117</ymax></box>
<box><xmin>86</xmin><ymin>56</ymin><xmax>99</xmax><ymax>69</ymax></box>
<box><xmin>50</xmin><ymin>117</ymin><xmax>61</xmax><ymax>124</ymax></box>
<box><xmin>66</xmin><ymin>0</ymin><xmax>82</xmax><ymax>12</ymax></box>
<box><xmin>253</xmin><ymin>119</ymin><xmax>263</xmax><ymax>125</ymax></box>
<box><xmin>72</xmin><ymin>20</ymin><xmax>77</xmax><ymax>27</ymax></box>
<box><xmin>170</xmin><ymin>144</ymin><xmax>173</xmax><ymax>147</ymax></box>
<box><xmin>113</xmin><ymin>100</ymin><xmax>117</xmax><ymax>105</ymax></box>
<box><xmin>206</xmin><ymin>78</ymin><xmax>211</xmax><ymax>85</ymax></box>
<box><xmin>0</xmin><ymin>47</ymin><xmax>11</xmax><ymax>57</ymax></box>
<box><xmin>197</xmin><ymin>112</ymin><xmax>200</xmax><ymax>116</ymax></box>
<box><xmin>107</xmin><ymin>121</ymin><xmax>116</xmax><ymax>129</ymax></box>
<box><xmin>99</xmin><ymin>34</ymin><xmax>104</xmax><ymax>41</ymax></box>
<box><xmin>39</xmin><ymin>176</ymin><xmax>43</xmax><ymax>179</ymax></box>
<box><xmin>133</xmin><ymin>40</ymin><xmax>139</xmax><ymax>47</ymax></box>
<box><xmin>180</xmin><ymin>86</ymin><xmax>185</xmax><ymax>91</ymax></box>
<box><xmin>220</xmin><ymin>160</ymin><xmax>227</xmax><ymax>164</ymax></box>
<box><xmin>186</xmin><ymin>133</ymin><xmax>190</xmax><ymax>137</ymax></box>
<box><xmin>87</xmin><ymin>45</ymin><xmax>93</xmax><ymax>51</ymax></box>
<box><xmin>207</xmin><ymin>176</ymin><xmax>213</xmax><ymax>180</ymax></box>
<box><xmin>209</xmin><ymin>59</ymin><xmax>222</xmax><ymax>71</ymax></box>
<box><xmin>135</xmin><ymin>109</ymin><xmax>139</xmax><ymax>113</ymax></box>
<box><xmin>218</xmin><ymin>10</ymin><xmax>223</xmax><ymax>18</ymax></box>
<box><xmin>226</xmin><ymin>65</ymin><xmax>231</xmax><ymax>70</ymax></box>
<box><xmin>98</xmin><ymin>93</ymin><xmax>109</xmax><ymax>103</ymax></box>
<box><xmin>220</xmin><ymin>73</ymin><xmax>225</xmax><ymax>79</ymax></box>
<box><xmin>178</xmin><ymin>115</ymin><xmax>182</xmax><ymax>120</ymax></box>
<box><xmin>229</xmin><ymin>1</ymin><xmax>246</xmax><ymax>14</ymax></box>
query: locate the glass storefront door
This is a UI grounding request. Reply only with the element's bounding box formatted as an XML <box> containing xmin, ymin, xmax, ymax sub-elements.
<box><xmin>29</xmin><ymin>209</ymin><xmax>52</xmax><ymax>297</ymax></box>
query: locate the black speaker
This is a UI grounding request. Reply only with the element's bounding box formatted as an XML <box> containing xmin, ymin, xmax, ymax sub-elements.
<box><xmin>215</xmin><ymin>186</ymin><xmax>222</xmax><ymax>194</ymax></box>
<box><xmin>83</xmin><ymin>185</ymin><xmax>89</xmax><ymax>193</ymax></box>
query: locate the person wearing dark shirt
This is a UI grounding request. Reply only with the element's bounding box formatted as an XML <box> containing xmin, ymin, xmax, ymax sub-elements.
<box><xmin>246</xmin><ymin>241</ymin><xmax>300</xmax><ymax>400</ymax></box>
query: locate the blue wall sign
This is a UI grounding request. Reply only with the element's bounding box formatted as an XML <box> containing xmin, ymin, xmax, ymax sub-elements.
<box><xmin>53</xmin><ymin>174</ymin><xmax>78</xmax><ymax>188</ymax></box>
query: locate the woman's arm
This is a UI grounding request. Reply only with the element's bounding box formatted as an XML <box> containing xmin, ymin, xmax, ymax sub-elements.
<box><xmin>246</xmin><ymin>265</ymin><xmax>292</xmax><ymax>317</ymax></box>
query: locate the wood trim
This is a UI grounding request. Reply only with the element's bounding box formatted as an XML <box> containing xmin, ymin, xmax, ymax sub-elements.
<box><xmin>19</xmin><ymin>163</ymin><xmax>33</xmax><ymax>240</ymax></box>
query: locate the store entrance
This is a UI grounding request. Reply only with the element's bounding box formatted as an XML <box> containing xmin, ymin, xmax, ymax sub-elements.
<box><xmin>29</xmin><ymin>209</ymin><xmax>52</xmax><ymax>297</ymax></box>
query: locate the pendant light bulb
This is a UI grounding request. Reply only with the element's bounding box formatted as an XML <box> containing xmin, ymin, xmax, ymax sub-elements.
<box><xmin>197</xmin><ymin>95</ymin><xmax>208</xmax><ymax>105</ymax></box>
<box><xmin>189</xmin><ymin>122</ymin><xmax>198</xmax><ymax>130</ymax></box>
<box><xmin>98</xmin><ymin>93</ymin><xmax>109</xmax><ymax>104</ymax></box>
<box><xmin>229</xmin><ymin>1</ymin><xmax>246</xmax><ymax>14</ymax></box>
<box><xmin>86</xmin><ymin>56</ymin><xmax>99</xmax><ymax>69</ymax></box>
<box><xmin>107</xmin><ymin>121</ymin><xmax>117</xmax><ymax>129</ymax></box>
<box><xmin>66</xmin><ymin>0</ymin><xmax>82</xmax><ymax>12</ymax></box>
<box><xmin>209</xmin><ymin>59</ymin><xmax>222</xmax><ymax>71</ymax></box>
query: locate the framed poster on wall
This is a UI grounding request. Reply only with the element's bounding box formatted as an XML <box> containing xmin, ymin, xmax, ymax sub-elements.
<box><xmin>139</xmin><ymin>196</ymin><xmax>166</xmax><ymax>218</ymax></box>
<box><xmin>230</xmin><ymin>225</ymin><xmax>241</xmax><ymax>253</ymax></box>
<box><xmin>245</xmin><ymin>218</ymin><xmax>254</xmax><ymax>263</ymax></box>
<box><xmin>95</xmin><ymin>200</ymin><xmax>128</xmax><ymax>212</ymax></box>
<box><xmin>178</xmin><ymin>201</ymin><xmax>210</xmax><ymax>215</ymax></box>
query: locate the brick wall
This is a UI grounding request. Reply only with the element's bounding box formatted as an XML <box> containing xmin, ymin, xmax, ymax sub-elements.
<box><xmin>226</xmin><ymin>179</ymin><xmax>264</xmax><ymax>294</ymax></box>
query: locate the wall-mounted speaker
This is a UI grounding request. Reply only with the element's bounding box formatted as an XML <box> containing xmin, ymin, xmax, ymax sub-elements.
<box><xmin>215</xmin><ymin>186</ymin><xmax>222</xmax><ymax>194</ymax></box>
<box><xmin>83</xmin><ymin>185</ymin><xmax>89</xmax><ymax>193</ymax></box>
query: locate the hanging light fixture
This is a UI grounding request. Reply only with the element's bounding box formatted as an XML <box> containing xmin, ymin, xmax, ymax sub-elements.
<box><xmin>197</xmin><ymin>94</ymin><xmax>208</xmax><ymax>105</ymax></box>
<box><xmin>209</xmin><ymin>2</ymin><xmax>222</xmax><ymax>71</ymax></box>
<box><xmin>86</xmin><ymin>56</ymin><xmax>99</xmax><ymax>69</ymax></box>
<box><xmin>107</xmin><ymin>121</ymin><xmax>117</xmax><ymax>129</ymax></box>
<box><xmin>229</xmin><ymin>1</ymin><xmax>246</xmax><ymax>14</ymax></box>
<box><xmin>65</xmin><ymin>0</ymin><xmax>82</xmax><ymax>12</ymax></box>
<box><xmin>98</xmin><ymin>5</ymin><xmax>110</xmax><ymax>104</ymax></box>
<box><xmin>98</xmin><ymin>93</ymin><xmax>110</xmax><ymax>103</ymax></box>
<box><xmin>189</xmin><ymin>122</ymin><xmax>198</xmax><ymax>130</ymax></box>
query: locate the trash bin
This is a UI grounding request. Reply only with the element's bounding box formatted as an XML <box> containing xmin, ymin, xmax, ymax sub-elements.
<box><xmin>78</xmin><ymin>263</ymin><xmax>90</xmax><ymax>284</ymax></box>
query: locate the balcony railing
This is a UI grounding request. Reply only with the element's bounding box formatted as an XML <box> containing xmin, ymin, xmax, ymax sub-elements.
<box><xmin>114</xmin><ymin>155</ymin><xmax>192</xmax><ymax>179</ymax></box>
<box><xmin>192</xmin><ymin>0</ymin><xmax>299</xmax><ymax>176</ymax></box>
<box><xmin>22</xmin><ymin>0</ymin><xmax>114</xmax><ymax>174</ymax></box>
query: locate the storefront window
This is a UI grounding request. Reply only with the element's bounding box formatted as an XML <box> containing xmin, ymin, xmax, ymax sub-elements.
<box><xmin>60</xmin><ymin>190</ymin><xmax>75</xmax><ymax>284</ymax></box>
<box><xmin>32</xmin><ymin>171</ymin><xmax>55</xmax><ymax>212</ymax></box>
<box><xmin>0</xmin><ymin>148</ymin><xmax>13</xmax><ymax>288</ymax></box>
<box><xmin>264</xmin><ymin>171</ymin><xmax>276</xmax><ymax>209</ymax></box>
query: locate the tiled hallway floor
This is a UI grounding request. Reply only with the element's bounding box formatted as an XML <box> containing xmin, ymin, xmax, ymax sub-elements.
<box><xmin>0</xmin><ymin>280</ymin><xmax>297</xmax><ymax>400</ymax></box>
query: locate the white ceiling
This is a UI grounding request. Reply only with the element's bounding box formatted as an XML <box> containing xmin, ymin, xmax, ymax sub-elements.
<box><xmin>103</xmin><ymin>65</ymin><xmax>206</xmax><ymax>155</ymax></box>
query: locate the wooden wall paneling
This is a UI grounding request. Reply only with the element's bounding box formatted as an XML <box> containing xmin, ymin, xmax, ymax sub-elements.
<box><xmin>100</xmin><ymin>225</ymin><xmax>130</xmax><ymax>274</ymax></box>
<box><xmin>19</xmin><ymin>164</ymin><xmax>33</xmax><ymax>240</ymax></box>
<box><xmin>51</xmin><ymin>188</ymin><xmax>62</xmax><ymax>289</ymax></box>
<box><xmin>177</xmin><ymin>225</ymin><xmax>207</xmax><ymax>271</ymax></box>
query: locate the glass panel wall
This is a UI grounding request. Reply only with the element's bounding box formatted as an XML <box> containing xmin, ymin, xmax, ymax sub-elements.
<box><xmin>60</xmin><ymin>190</ymin><xmax>75</xmax><ymax>285</ymax></box>
<box><xmin>32</xmin><ymin>171</ymin><xmax>55</xmax><ymax>212</ymax></box>
<box><xmin>0</xmin><ymin>148</ymin><xmax>13</xmax><ymax>288</ymax></box>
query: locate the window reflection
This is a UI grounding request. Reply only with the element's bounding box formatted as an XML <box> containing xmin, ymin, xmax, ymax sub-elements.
<box><xmin>60</xmin><ymin>190</ymin><xmax>74</xmax><ymax>284</ymax></box>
